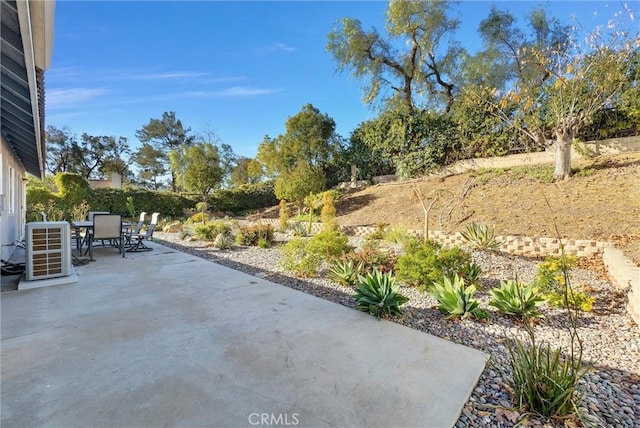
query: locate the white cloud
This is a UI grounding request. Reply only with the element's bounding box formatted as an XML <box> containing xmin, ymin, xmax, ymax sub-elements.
<box><xmin>186</xmin><ymin>86</ymin><xmax>280</xmax><ymax>97</ymax></box>
<box><xmin>46</xmin><ymin>87</ymin><xmax>110</xmax><ymax>109</ymax></box>
<box><xmin>257</xmin><ymin>42</ymin><xmax>297</xmax><ymax>54</ymax></box>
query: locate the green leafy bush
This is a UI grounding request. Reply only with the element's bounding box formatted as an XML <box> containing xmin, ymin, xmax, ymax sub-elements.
<box><xmin>430</xmin><ymin>275</ymin><xmax>487</xmax><ymax>320</ymax></box>
<box><xmin>507</xmin><ymin>334</ymin><xmax>588</xmax><ymax>418</ymax></box>
<box><xmin>193</xmin><ymin>221</ymin><xmax>233</xmax><ymax>241</ymax></box>
<box><xmin>535</xmin><ymin>255</ymin><xmax>577</xmax><ymax>292</ymax></box>
<box><xmin>307</xmin><ymin>230</ymin><xmax>352</xmax><ymax>259</ymax></box>
<box><xmin>460</xmin><ymin>222</ymin><xmax>501</xmax><ymax>250</ymax></box>
<box><xmin>211</xmin><ymin>181</ymin><xmax>278</xmax><ymax>214</ymax></box>
<box><xmin>89</xmin><ymin>188</ymin><xmax>196</xmax><ymax>217</ymax></box>
<box><xmin>490</xmin><ymin>280</ymin><xmax>545</xmax><ymax>320</ymax></box>
<box><xmin>236</xmin><ymin>224</ymin><xmax>274</xmax><ymax>246</ymax></box>
<box><xmin>280</xmin><ymin>230</ymin><xmax>352</xmax><ymax>277</ymax></box>
<box><xmin>545</xmin><ymin>290</ymin><xmax>595</xmax><ymax>312</ymax></box>
<box><xmin>280</xmin><ymin>238</ymin><xmax>320</xmax><ymax>277</ymax></box>
<box><xmin>328</xmin><ymin>259</ymin><xmax>363</xmax><ymax>287</ymax></box>
<box><xmin>354</xmin><ymin>270</ymin><xmax>409</xmax><ymax>319</ymax></box>
<box><xmin>257</xmin><ymin>237</ymin><xmax>270</xmax><ymax>249</ymax></box>
<box><xmin>534</xmin><ymin>255</ymin><xmax>594</xmax><ymax>311</ymax></box>
<box><xmin>185</xmin><ymin>212</ymin><xmax>210</xmax><ymax>224</ymax></box>
<box><xmin>396</xmin><ymin>240</ymin><xmax>472</xmax><ymax>289</ymax></box>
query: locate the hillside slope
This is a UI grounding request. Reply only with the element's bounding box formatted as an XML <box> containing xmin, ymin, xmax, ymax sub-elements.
<box><xmin>335</xmin><ymin>153</ymin><xmax>640</xmax><ymax>260</ymax></box>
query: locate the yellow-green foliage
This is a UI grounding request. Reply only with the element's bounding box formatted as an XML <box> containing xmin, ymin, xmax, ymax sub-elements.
<box><xmin>320</xmin><ymin>191</ymin><xmax>338</xmax><ymax>231</ymax></box>
<box><xmin>535</xmin><ymin>256</ymin><xmax>577</xmax><ymax>292</ymax></box>
<box><xmin>186</xmin><ymin>212</ymin><xmax>210</xmax><ymax>224</ymax></box>
<box><xmin>535</xmin><ymin>255</ymin><xmax>593</xmax><ymax>312</ymax></box>
<box><xmin>279</xmin><ymin>199</ymin><xmax>289</xmax><ymax>229</ymax></box>
<box><xmin>546</xmin><ymin>290</ymin><xmax>595</xmax><ymax>312</ymax></box>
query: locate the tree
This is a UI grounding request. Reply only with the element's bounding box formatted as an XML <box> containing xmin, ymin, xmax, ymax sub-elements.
<box><xmin>256</xmin><ymin>104</ymin><xmax>342</xmax><ymax>178</ymax></box>
<box><xmin>46</xmin><ymin>127</ymin><xmax>131</xmax><ymax>180</ymax></box>
<box><xmin>476</xmin><ymin>6</ymin><xmax>639</xmax><ymax>178</ymax></box>
<box><xmin>131</xmin><ymin>143</ymin><xmax>167</xmax><ymax>190</ymax></box>
<box><xmin>46</xmin><ymin>126</ymin><xmax>83</xmax><ymax>174</ymax></box>
<box><xmin>182</xmin><ymin>143</ymin><xmax>224</xmax><ymax>203</ymax></box>
<box><xmin>327</xmin><ymin>0</ymin><xmax>461</xmax><ymax>113</ymax></box>
<box><xmin>135</xmin><ymin>111</ymin><xmax>194</xmax><ymax>191</ymax></box>
<box><xmin>274</xmin><ymin>163</ymin><xmax>326</xmax><ymax>214</ymax></box>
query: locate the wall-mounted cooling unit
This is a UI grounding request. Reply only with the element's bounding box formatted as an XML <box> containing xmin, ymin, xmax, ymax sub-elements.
<box><xmin>25</xmin><ymin>221</ymin><xmax>72</xmax><ymax>281</ymax></box>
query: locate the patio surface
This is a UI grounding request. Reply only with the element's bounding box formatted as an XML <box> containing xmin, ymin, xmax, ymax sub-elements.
<box><xmin>1</xmin><ymin>242</ymin><xmax>487</xmax><ymax>428</ymax></box>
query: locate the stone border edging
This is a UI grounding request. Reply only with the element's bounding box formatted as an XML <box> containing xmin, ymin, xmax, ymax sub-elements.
<box><xmin>603</xmin><ymin>248</ymin><xmax>640</xmax><ymax>328</ymax></box>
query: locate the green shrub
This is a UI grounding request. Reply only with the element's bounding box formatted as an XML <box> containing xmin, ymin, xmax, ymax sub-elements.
<box><xmin>430</xmin><ymin>275</ymin><xmax>488</xmax><ymax>320</ymax></box>
<box><xmin>280</xmin><ymin>230</ymin><xmax>351</xmax><ymax>277</ymax></box>
<box><xmin>257</xmin><ymin>237</ymin><xmax>270</xmax><ymax>249</ymax></box>
<box><xmin>88</xmin><ymin>188</ymin><xmax>196</xmax><ymax>217</ymax></box>
<box><xmin>307</xmin><ymin>230</ymin><xmax>352</xmax><ymax>259</ymax></box>
<box><xmin>193</xmin><ymin>221</ymin><xmax>232</xmax><ymax>241</ymax></box>
<box><xmin>460</xmin><ymin>222</ymin><xmax>501</xmax><ymax>250</ymax></box>
<box><xmin>545</xmin><ymin>290</ymin><xmax>595</xmax><ymax>312</ymax></box>
<box><xmin>354</xmin><ymin>270</ymin><xmax>409</xmax><ymax>320</ymax></box>
<box><xmin>535</xmin><ymin>255</ymin><xmax>577</xmax><ymax>292</ymax></box>
<box><xmin>236</xmin><ymin>224</ymin><xmax>274</xmax><ymax>246</ymax></box>
<box><xmin>490</xmin><ymin>280</ymin><xmax>545</xmax><ymax>320</ymax></box>
<box><xmin>186</xmin><ymin>212</ymin><xmax>210</xmax><ymax>224</ymax></box>
<box><xmin>280</xmin><ymin>238</ymin><xmax>320</xmax><ymax>277</ymax></box>
<box><xmin>328</xmin><ymin>259</ymin><xmax>363</xmax><ymax>287</ymax></box>
<box><xmin>507</xmin><ymin>334</ymin><xmax>588</xmax><ymax>418</ymax></box>
<box><xmin>396</xmin><ymin>241</ymin><xmax>472</xmax><ymax>289</ymax></box>
<box><xmin>343</xmin><ymin>242</ymin><xmax>397</xmax><ymax>274</ymax></box>
<box><xmin>212</xmin><ymin>181</ymin><xmax>278</xmax><ymax>214</ymax></box>
<box><xmin>365</xmin><ymin>223</ymin><xmax>388</xmax><ymax>241</ymax></box>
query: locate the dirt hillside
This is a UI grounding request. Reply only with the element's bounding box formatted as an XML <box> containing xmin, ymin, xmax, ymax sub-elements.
<box><xmin>255</xmin><ymin>153</ymin><xmax>640</xmax><ymax>262</ymax></box>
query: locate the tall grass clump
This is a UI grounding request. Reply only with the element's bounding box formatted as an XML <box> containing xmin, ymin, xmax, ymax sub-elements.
<box><xmin>506</xmin><ymin>198</ymin><xmax>590</xmax><ymax>421</ymax></box>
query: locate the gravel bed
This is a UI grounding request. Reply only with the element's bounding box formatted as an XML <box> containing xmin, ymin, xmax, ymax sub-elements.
<box><xmin>155</xmin><ymin>231</ymin><xmax>640</xmax><ymax>427</ymax></box>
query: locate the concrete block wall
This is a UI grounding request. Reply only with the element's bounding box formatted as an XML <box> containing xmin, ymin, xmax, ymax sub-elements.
<box><xmin>603</xmin><ymin>248</ymin><xmax>640</xmax><ymax>327</ymax></box>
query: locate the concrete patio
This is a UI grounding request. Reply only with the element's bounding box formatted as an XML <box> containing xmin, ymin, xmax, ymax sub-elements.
<box><xmin>2</xmin><ymin>242</ymin><xmax>487</xmax><ymax>428</ymax></box>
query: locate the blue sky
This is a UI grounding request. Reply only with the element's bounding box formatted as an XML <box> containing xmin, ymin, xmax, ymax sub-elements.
<box><xmin>46</xmin><ymin>1</ymin><xmax>636</xmax><ymax>159</ymax></box>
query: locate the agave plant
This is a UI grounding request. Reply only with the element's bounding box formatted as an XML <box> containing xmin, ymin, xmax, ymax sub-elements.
<box><xmin>213</xmin><ymin>229</ymin><xmax>234</xmax><ymax>250</ymax></box>
<box><xmin>430</xmin><ymin>274</ymin><xmax>487</xmax><ymax>320</ymax></box>
<box><xmin>354</xmin><ymin>270</ymin><xmax>409</xmax><ymax>319</ymax></box>
<box><xmin>490</xmin><ymin>280</ymin><xmax>545</xmax><ymax>320</ymax></box>
<box><xmin>460</xmin><ymin>222</ymin><xmax>501</xmax><ymax>250</ymax></box>
<box><xmin>328</xmin><ymin>259</ymin><xmax>363</xmax><ymax>287</ymax></box>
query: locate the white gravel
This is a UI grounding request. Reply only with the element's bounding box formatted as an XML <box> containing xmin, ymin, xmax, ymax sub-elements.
<box><xmin>155</xmin><ymin>231</ymin><xmax>640</xmax><ymax>427</ymax></box>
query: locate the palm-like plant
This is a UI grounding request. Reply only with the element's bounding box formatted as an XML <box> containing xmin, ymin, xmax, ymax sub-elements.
<box><xmin>354</xmin><ymin>270</ymin><xmax>409</xmax><ymax>319</ymax></box>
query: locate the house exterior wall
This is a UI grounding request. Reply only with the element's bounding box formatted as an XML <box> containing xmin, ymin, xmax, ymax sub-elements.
<box><xmin>1</xmin><ymin>134</ymin><xmax>28</xmax><ymax>261</ymax></box>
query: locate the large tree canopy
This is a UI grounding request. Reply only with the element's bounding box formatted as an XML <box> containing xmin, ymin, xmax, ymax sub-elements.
<box><xmin>256</xmin><ymin>104</ymin><xmax>342</xmax><ymax>178</ymax></box>
<box><xmin>327</xmin><ymin>0</ymin><xmax>461</xmax><ymax>113</ymax></box>
<box><xmin>135</xmin><ymin>111</ymin><xmax>194</xmax><ymax>191</ymax></box>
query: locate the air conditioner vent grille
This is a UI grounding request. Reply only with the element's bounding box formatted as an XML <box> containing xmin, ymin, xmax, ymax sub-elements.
<box><xmin>25</xmin><ymin>222</ymin><xmax>72</xmax><ymax>281</ymax></box>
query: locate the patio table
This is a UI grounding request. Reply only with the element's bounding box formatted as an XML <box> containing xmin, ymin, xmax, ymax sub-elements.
<box><xmin>72</xmin><ymin>220</ymin><xmax>130</xmax><ymax>261</ymax></box>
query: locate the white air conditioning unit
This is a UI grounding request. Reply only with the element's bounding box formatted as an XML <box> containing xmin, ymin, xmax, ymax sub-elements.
<box><xmin>25</xmin><ymin>222</ymin><xmax>72</xmax><ymax>281</ymax></box>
